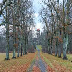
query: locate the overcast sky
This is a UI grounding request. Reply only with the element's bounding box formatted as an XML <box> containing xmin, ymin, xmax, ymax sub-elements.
<box><xmin>33</xmin><ymin>0</ymin><xmax>63</xmax><ymax>31</ymax></box>
<box><xmin>0</xmin><ymin>0</ymin><xmax>3</xmax><ymax>3</ymax></box>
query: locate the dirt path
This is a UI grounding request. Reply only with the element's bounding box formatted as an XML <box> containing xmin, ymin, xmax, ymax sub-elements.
<box><xmin>38</xmin><ymin>51</ymin><xmax>47</xmax><ymax>72</ymax></box>
<box><xmin>27</xmin><ymin>46</ymin><xmax>47</xmax><ymax>72</ymax></box>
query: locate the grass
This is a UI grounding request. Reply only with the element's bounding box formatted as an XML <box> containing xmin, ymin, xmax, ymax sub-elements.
<box><xmin>36</xmin><ymin>45</ymin><xmax>42</xmax><ymax>51</ymax></box>
<box><xmin>0</xmin><ymin>47</ymin><xmax>72</xmax><ymax>72</ymax></box>
<box><xmin>0</xmin><ymin>52</ymin><xmax>36</xmax><ymax>72</ymax></box>
<box><xmin>38</xmin><ymin>45</ymin><xmax>72</xmax><ymax>72</ymax></box>
<box><xmin>41</xmin><ymin>52</ymin><xmax>72</xmax><ymax>72</ymax></box>
<box><xmin>0</xmin><ymin>53</ymin><xmax>19</xmax><ymax>62</ymax></box>
<box><xmin>66</xmin><ymin>54</ymin><xmax>72</xmax><ymax>61</ymax></box>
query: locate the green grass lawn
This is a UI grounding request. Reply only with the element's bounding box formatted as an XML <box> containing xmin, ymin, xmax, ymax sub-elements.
<box><xmin>41</xmin><ymin>52</ymin><xmax>72</xmax><ymax>71</ymax></box>
<box><xmin>60</xmin><ymin>53</ymin><xmax>72</xmax><ymax>61</ymax></box>
<box><xmin>36</xmin><ymin>45</ymin><xmax>42</xmax><ymax>51</ymax></box>
<box><xmin>0</xmin><ymin>53</ymin><xmax>19</xmax><ymax>62</ymax></box>
<box><xmin>0</xmin><ymin>49</ymin><xmax>72</xmax><ymax>72</ymax></box>
<box><xmin>0</xmin><ymin>52</ymin><xmax>36</xmax><ymax>72</ymax></box>
<box><xmin>67</xmin><ymin>54</ymin><xmax>72</xmax><ymax>61</ymax></box>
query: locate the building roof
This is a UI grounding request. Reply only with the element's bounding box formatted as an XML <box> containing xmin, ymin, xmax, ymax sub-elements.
<box><xmin>37</xmin><ymin>29</ymin><xmax>40</xmax><ymax>31</ymax></box>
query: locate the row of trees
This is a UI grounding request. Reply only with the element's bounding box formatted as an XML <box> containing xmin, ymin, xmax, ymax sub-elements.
<box><xmin>0</xmin><ymin>0</ymin><xmax>35</xmax><ymax>60</ymax></box>
<box><xmin>40</xmin><ymin>0</ymin><xmax>72</xmax><ymax>60</ymax></box>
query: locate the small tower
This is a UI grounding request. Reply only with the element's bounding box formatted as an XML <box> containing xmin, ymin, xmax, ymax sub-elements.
<box><xmin>37</xmin><ymin>29</ymin><xmax>40</xmax><ymax>38</ymax></box>
<box><xmin>36</xmin><ymin>29</ymin><xmax>40</xmax><ymax>45</ymax></box>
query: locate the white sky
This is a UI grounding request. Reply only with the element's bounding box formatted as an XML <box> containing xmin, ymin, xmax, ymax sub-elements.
<box><xmin>33</xmin><ymin>0</ymin><xmax>63</xmax><ymax>32</ymax></box>
<box><xmin>0</xmin><ymin>0</ymin><xmax>3</xmax><ymax>3</ymax></box>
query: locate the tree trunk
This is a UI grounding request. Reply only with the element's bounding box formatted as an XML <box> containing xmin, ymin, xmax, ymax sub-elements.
<box><xmin>50</xmin><ymin>38</ymin><xmax>53</xmax><ymax>55</ymax></box>
<box><xmin>5</xmin><ymin>26</ymin><xmax>9</xmax><ymax>60</ymax></box>
<box><xmin>17</xmin><ymin>27</ymin><xmax>20</xmax><ymax>57</ymax></box>
<box><xmin>12</xmin><ymin>26</ymin><xmax>16</xmax><ymax>59</ymax></box>
<box><xmin>68</xmin><ymin>34</ymin><xmax>72</xmax><ymax>53</ymax></box>
<box><xmin>22</xmin><ymin>25</ymin><xmax>25</xmax><ymax>55</ymax></box>
<box><xmin>23</xmin><ymin>40</ymin><xmax>25</xmax><ymax>55</ymax></box>
<box><xmin>55</xmin><ymin>46</ymin><xmax>57</xmax><ymax>56</ymax></box>
<box><xmin>48</xmin><ymin>39</ymin><xmax>50</xmax><ymax>53</ymax></box>
<box><xmin>58</xmin><ymin>43</ymin><xmax>61</xmax><ymax>58</ymax></box>
<box><xmin>12</xmin><ymin>11</ymin><xmax>16</xmax><ymax>59</ymax></box>
<box><xmin>50</xmin><ymin>46</ymin><xmax>52</xmax><ymax>55</ymax></box>
<box><xmin>62</xmin><ymin>0</ymin><xmax>68</xmax><ymax>60</ymax></box>
<box><xmin>55</xmin><ymin>38</ymin><xmax>58</xmax><ymax>56</ymax></box>
<box><xmin>17</xmin><ymin>41</ymin><xmax>20</xmax><ymax>57</ymax></box>
<box><xmin>5</xmin><ymin>7</ymin><xmax>9</xmax><ymax>60</ymax></box>
<box><xmin>24</xmin><ymin>36</ymin><xmax>27</xmax><ymax>54</ymax></box>
<box><xmin>63</xmin><ymin>34</ymin><xmax>68</xmax><ymax>60</ymax></box>
<box><xmin>21</xmin><ymin>43</ymin><xmax>22</xmax><ymax>56</ymax></box>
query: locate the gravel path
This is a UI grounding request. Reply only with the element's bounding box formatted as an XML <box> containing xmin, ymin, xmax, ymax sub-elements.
<box><xmin>27</xmin><ymin>46</ymin><xmax>47</xmax><ymax>72</ymax></box>
<box><xmin>38</xmin><ymin>51</ymin><xmax>47</xmax><ymax>72</ymax></box>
